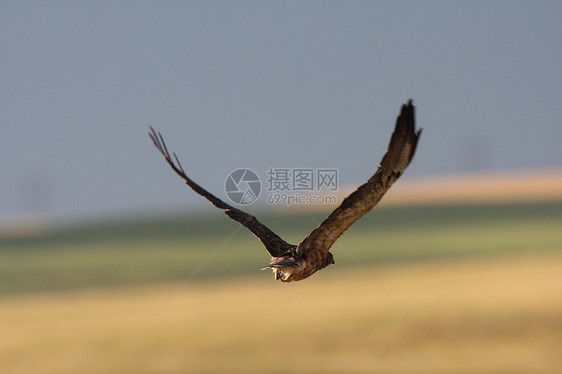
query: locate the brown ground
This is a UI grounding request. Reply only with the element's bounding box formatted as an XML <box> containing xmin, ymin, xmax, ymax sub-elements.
<box><xmin>2</xmin><ymin>254</ymin><xmax>560</xmax><ymax>374</ymax></box>
<box><xmin>338</xmin><ymin>168</ymin><xmax>562</xmax><ymax>207</ymax></box>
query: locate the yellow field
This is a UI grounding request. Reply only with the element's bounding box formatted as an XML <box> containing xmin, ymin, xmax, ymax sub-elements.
<box><xmin>2</xmin><ymin>253</ymin><xmax>560</xmax><ymax>374</ymax></box>
<box><xmin>359</xmin><ymin>168</ymin><xmax>562</xmax><ymax>207</ymax></box>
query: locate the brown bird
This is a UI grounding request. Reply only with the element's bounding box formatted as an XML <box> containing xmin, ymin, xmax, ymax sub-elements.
<box><xmin>149</xmin><ymin>100</ymin><xmax>421</xmax><ymax>282</ymax></box>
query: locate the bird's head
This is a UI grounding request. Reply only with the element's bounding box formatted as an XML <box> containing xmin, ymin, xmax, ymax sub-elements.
<box><xmin>324</xmin><ymin>252</ymin><xmax>335</xmax><ymax>267</ymax></box>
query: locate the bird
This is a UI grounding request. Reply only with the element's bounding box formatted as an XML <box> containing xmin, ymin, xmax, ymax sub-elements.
<box><xmin>149</xmin><ymin>100</ymin><xmax>421</xmax><ymax>282</ymax></box>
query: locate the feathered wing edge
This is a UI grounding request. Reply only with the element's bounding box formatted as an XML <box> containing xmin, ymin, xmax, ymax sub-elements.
<box><xmin>297</xmin><ymin>100</ymin><xmax>422</xmax><ymax>255</ymax></box>
<box><xmin>148</xmin><ymin>127</ymin><xmax>295</xmax><ymax>258</ymax></box>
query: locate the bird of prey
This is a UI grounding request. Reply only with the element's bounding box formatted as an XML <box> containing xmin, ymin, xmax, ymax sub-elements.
<box><xmin>149</xmin><ymin>100</ymin><xmax>421</xmax><ymax>282</ymax></box>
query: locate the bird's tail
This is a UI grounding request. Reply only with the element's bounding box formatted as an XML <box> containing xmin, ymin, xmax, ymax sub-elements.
<box><xmin>260</xmin><ymin>257</ymin><xmax>299</xmax><ymax>270</ymax></box>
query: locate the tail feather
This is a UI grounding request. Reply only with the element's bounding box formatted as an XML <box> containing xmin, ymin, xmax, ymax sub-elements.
<box><xmin>261</xmin><ymin>257</ymin><xmax>299</xmax><ymax>270</ymax></box>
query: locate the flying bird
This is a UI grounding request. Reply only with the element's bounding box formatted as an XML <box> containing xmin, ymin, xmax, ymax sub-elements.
<box><xmin>149</xmin><ymin>100</ymin><xmax>421</xmax><ymax>282</ymax></box>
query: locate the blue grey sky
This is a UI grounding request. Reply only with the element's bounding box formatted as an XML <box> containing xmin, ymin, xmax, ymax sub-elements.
<box><xmin>1</xmin><ymin>1</ymin><xmax>561</xmax><ymax>223</ymax></box>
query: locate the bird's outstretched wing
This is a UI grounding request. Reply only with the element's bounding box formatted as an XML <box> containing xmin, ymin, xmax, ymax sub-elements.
<box><xmin>149</xmin><ymin>127</ymin><xmax>295</xmax><ymax>257</ymax></box>
<box><xmin>297</xmin><ymin>100</ymin><xmax>422</xmax><ymax>255</ymax></box>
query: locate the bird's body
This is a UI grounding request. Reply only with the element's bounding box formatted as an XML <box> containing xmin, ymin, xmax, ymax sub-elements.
<box><xmin>150</xmin><ymin>100</ymin><xmax>421</xmax><ymax>282</ymax></box>
<box><xmin>266</xmin><ymin>247</ymin><xmax>334</xmax><ymax>282</ymax></box>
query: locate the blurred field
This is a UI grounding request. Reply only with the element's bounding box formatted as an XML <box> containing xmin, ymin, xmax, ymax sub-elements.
<box><xmin>1</xmin><ymin>197</ymin><xmax>561</xmax><ymax>373</ymax></box>
<box><xmin>1</xmin><ymin>255</ymin><xmax>560</xmax><ymax>374</ymax></box>
<box><xmin>375</xmin><ymin>168</ymin><xmax>562</xmax><ymax>206</ymax></box>
<box><xmin>2</xmin><ymin>201</ymin><xmax>561</xmax><ymax>294</ymax></box>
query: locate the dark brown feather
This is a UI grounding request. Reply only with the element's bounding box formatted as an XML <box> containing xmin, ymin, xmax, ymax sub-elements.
<box><xmin>149</xmin><ymin>127</ymin><xmax>295</xmax><ymax>258</ymax></box>
<box><xmin>149</xmin><ymin>99</ymin><xmax>421</xmax><ymax>282</ymax></box>
<box><xmin>296</xmin><ymin>100</ymin><xmax>421</xmax><ymax>256</ymax></box>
